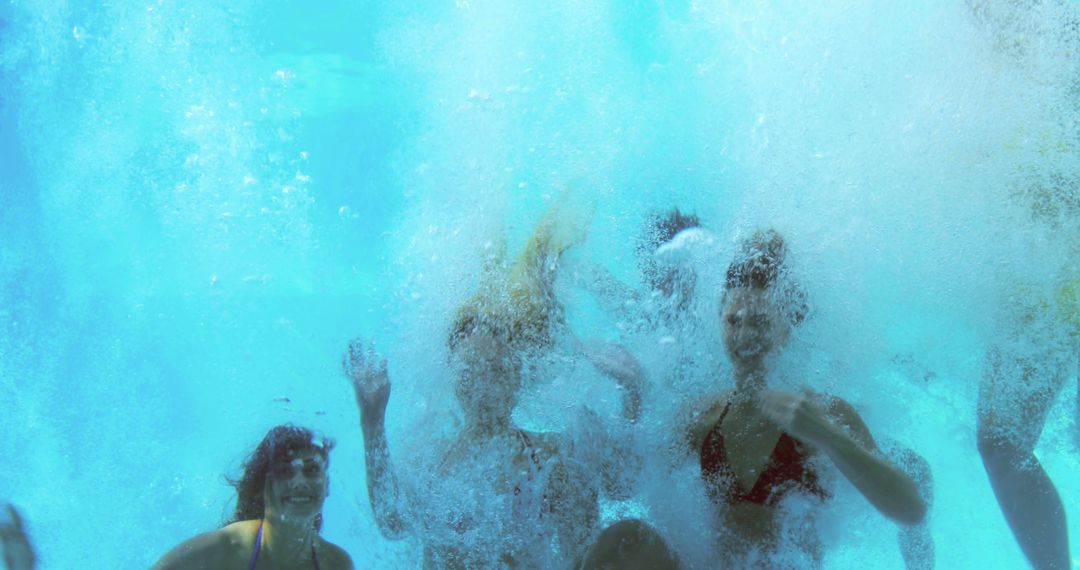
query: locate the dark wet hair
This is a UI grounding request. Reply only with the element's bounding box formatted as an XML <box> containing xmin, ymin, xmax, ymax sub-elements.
<box><xmin>724</xmin><ymin>229</ymin><xmax>808</xmax><ymax>325</ymax></box>
<box><xmin>725</xmin><ymin>229</ymin><xmax>787</xmax><ymax>290</ymax></box>
<box><xmin>226</xmin><ymin>424</ymin><xmax>335</xmax><ymax>531</ymax></box>
<box><xmin>637</xmin><ymin>208</ymin><xmax>701</xmax><ymax>256</ymax></box>
<box><xmin>636</xmin><ymin>208</ymin><xmax>702</xmax><ymax>298</ymax></box>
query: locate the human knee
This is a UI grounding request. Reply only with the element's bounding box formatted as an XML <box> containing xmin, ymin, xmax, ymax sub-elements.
<box><xmin>976</xmin><ymin>424</ymin><xmax>1027</xmax><ymax>467</ymax></box>
<box><xmin>899</xmin><ymin>449</ymin><xmax>934</xmax><ymax>507</ymax></box>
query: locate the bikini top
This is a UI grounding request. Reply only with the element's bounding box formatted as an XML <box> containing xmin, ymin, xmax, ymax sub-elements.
<box><xmin>248</xmin><ymin>521</ymin><xmax>320</xmax><ymax>570</ymax></box>
<box><xmin>699</xmin><ymin>402</ymin><xmax>828</xmax><ymax>507</ymax></box>
<box><xmin>433</xmin><ymin>430</ymin><xmax>549</xmax><ymax>537</ymax></box>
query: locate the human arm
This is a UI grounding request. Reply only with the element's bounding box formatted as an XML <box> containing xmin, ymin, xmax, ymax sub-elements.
<box><xmin>572</xmin><ymin>261</ymin><xmax>644</xmax><ymax>323</ymax></box>
<box><xmin>0</xmin><ymin>504</ymin><xmax>35</xmax><ymax>570</ymax></box>
<box><xmin>580</xmin><ymin>339</ymin><xmax>644</xmax><ymax>423</ymax></box>
<box><xmin>343</xmin><ymin>338</ymin><xmax>411</xmax><ymax>540</ymax></box>
<box><xmin>761</xmin><ymin>392</ymin><xmax>927</xmax><ymax>526</ymax></box>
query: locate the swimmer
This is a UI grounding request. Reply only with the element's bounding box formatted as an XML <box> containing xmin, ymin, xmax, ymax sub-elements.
<box><xmin>0</xmin><ymin>504</ymin><xmax>35</xmax><ymax>570</ymax></box>
<box><xmin>885</xmin><ymin>444</ymin><xmax>935</xmax><ymax>570</ymax></box>
<box><xmin>636</xmin><ymin>208</ymin><xmax>705</xmax><ymax>321</ymax></box>
<box><xmin>681</xmin><ymin>229</ymin><xmax>926</xmax><ymax>565</ymax></box>
<box><xmin>977</xmin><ymin>313</ymin><xmax>1078</xmax><ymax>570</ymax></box>
<box><xmin>962</xmin><ymin>1</ymin><xmax>1080</xmax><ymax>567</ymax></box>
<box><xmin>152</xmin><ymin>425</ymin><xmax>354</xmax><ymax>570</ymax></box>
<box><xmin>349</xmin><ymin>194</ymin><xmax>671</xmax><ymax>568</ymax></box>
<box><xmin>577</xmin><ymin>209</ymin><xmax>721</xmax><ymax>410</ymax></box>
<box><xmin>577</xmin><ymin>208</ymin><xmax>707</xmax><ymax>331</ymax></box>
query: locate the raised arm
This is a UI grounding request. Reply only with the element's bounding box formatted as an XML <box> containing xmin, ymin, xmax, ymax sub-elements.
<box><xmin>343</xmin><ymin>338</ymin><xmax>410</xmax><ymax>540</ymax></box>
<box><xmin>580</xmin><ymin>339</ymin><xmax>644</xmax><ymax>423</ymax></box>
<box><xmin>762</xmin><ymin>392</ymin><xmax>927</xmax><ymax>526</ymax></box>
<box><xmin>572</xmin><ymin>261</ymin><xmax>644</xmax><ymax>324</ymax></box>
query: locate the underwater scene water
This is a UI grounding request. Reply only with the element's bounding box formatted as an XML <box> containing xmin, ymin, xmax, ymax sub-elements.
<box><xmin>1</xmin><ymin>0</ymin><xmax>1079</xmax><ymax>568</ymax></box>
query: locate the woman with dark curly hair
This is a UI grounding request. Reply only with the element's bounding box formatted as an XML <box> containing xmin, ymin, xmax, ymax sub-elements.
<box><xmin>152</xmin><ymin>425</ymin><xmax>354</xmax><ymax>570</ymax></box>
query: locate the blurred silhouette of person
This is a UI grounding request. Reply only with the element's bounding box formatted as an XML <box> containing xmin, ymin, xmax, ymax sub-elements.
<box><xmin>350</xmin><ymin>193</ymin><xmax>675</xmax><ymax>568</ymax></box>
<box><xmin>965</xmin><ymin>2</ymin><xmax>1080</xmax><ymax>567</ymax></box>
<box><xmin>0</xmin><ymin>504</ymin><xmax>35</xmax><ymax>570</ymax></box>
<box><xmin>577</xmin><ymin>208</ymin><xmax>709</xmax><ymax>332</ymax></box>
<box><xmin>678</xmin><ymin>229</ymin><xmax>927</xmax><ymax>565</ymax></box>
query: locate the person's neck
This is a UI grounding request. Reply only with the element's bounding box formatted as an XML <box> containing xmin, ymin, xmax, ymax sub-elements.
<box><xmin>463</xmin><ymin>413</ymin><xmax>514</xmax><ymax>441</ymax></box>
<box><xmin>732</xmin><ymin>360</ymin><xmax>767</xmax><ymax>401</ymax></box>
<box><xmin>259</xmin><ymin>514</ymin><xmax>317</xmax><ymax>563</ymax></box>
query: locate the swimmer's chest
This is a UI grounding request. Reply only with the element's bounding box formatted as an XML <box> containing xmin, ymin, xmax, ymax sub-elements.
<box><xmin>696</xmin><ymin>396</ymin><xmax>796</xmax><ymax>491</ymax></box>
<box><xmin>437</xmin><ymin>432</ymin><xmax>554</xmax><ymax>492</ymax></box>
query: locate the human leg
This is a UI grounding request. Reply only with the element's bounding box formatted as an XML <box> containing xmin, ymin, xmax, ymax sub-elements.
<box><xmin>977</xmin><ymin>347</ymin><xmax>1070</xmax><ymax>570</ymax></box>
<box><xmin>887</xmin><ymin>445</ymin><xmax>934</xmax><ymax>570</ymax></box>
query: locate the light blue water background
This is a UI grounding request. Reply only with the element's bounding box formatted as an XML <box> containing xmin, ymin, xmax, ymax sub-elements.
<box><xmin>1</xmin><ymin>1</ymin><xmax>1079</xmax><ymax>568</ymax></box>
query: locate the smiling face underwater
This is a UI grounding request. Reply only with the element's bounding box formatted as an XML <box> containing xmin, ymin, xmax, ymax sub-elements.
<box><xmin>721</xmin><ymin>287</ymin><xmax>789</xmax><ymax>366</ymax></box>
<box><xmin>263</xmin><ymin>450</ymin><xmax>329</xmax><ymax>523</ymax></box>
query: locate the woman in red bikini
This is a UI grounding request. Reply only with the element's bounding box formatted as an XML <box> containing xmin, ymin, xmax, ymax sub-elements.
<box><xmin>684</xmin><ymin>229</ymin><xmax>927</xmax><ymax>565</ymax></box>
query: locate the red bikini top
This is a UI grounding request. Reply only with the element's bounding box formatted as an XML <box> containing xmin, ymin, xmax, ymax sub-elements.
<box><xmin>700</xmin><ymin>402</ymin><xmax>829</xmax><ymax>507</ymax></box>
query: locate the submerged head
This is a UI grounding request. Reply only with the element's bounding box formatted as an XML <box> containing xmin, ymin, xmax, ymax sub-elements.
<box><xmin>721</xmin><ymin>229</ymin><xmax>796</xmax><ymax>366</ymax></box>
<box><xmin>637</xmin><ymin>208</ymin><xmax>701</xmax><ymax>297</ymax></box>
<box><xmin>447</xmin><ymin>306</ymin><xmax>524</xmax><ymax>425</ymax></box>
<box><xmin>725</xmin><ymin>228</ymin><xmax>787</xmax><ymax>290</ymax></box>
<box><xmin>229</xmin><ymin>425</ymin><xmax>335</xmax><ymax>531</ymax></box>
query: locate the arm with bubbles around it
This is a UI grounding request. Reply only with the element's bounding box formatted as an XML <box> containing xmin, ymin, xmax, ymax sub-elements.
<box><xmin>572</xmin><ymin>260</ymin><xmax>645</xmax><ymax>324</ymax></box>
<box><xmin>343</xmin><ymin>338</ymin><xmax>411</xmax><ymax>540</ymax></box>
<box><xmin>580</xmin><ymin>339</ymin><xmax>644</xmax><ymax>424</ymax></box>
<box><xmin>761</xmin><ymin>391</ymin><xmax>927</xmax><ymax>526</ymax></box>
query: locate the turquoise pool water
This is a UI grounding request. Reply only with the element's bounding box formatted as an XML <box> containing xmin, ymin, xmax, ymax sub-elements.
<box><xmin>1</xmin><ymin>1</ymin><xmax>1078</xmax><ymax>568</ymax></box>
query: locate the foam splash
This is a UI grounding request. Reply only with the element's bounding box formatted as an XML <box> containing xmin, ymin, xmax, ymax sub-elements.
<box><xmin>1</xmin><ymin>0</ymin><xmax>1078</xmax><ymax>568</ymax></box>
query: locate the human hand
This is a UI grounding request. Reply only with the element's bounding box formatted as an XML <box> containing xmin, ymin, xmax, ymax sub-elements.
<box><xmin>342</xmin><ymin>337</ymin><xmax>391</xmax><ymax>429</ymax></box>
<box><xmin>0</xmin><ymin>504</ymin><xmax>35</xmax><ymax>570</ymax></box>
<box><xmin>760</xmin><ymin>390</ymin><xmax>837</xmax><ymax>448</ymax></box>
<box><xmin>581</xmin><ymin>339</ymin><xmax>643</xmax><ymax>389</ymax></box>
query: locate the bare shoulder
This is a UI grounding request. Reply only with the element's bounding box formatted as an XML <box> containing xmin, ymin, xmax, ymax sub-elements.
<box><xmin>685</xmin><ymin>390</ymin><xmax>734</xmax><ymax>453</ymax></box>
<box><xmin>319</xmin><ymin>539</ymin><xmax>356</xmax><ymax>570</ymax></box>
<box><xmin>151</xmin><ymin>522</ymin><xmax>253</xmax><ymax>570</ymax></box>
<box><xmin>220</xmin><ymin>519</ymin><xmax>261</xmax><ymax>546</ymax></box>
<box><xmin>822</xmin><ymin>395</ymin><xmax>878</xmax><ymax>450</ymax></box>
